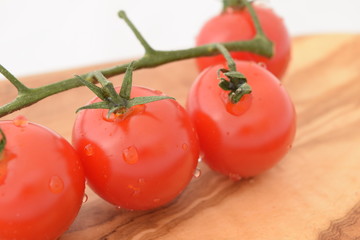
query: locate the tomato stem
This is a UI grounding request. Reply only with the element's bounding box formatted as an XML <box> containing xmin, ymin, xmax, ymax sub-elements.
<box><xmin>0</xmin><ymin>64</ymin><xmax>31</xmax><ymax>94</ymax></box>
<box><xmin>242</xmin><ymin>0</ymin><xmax>266</xmax><ymax>37</ymax></box>
<box><xmin>215</xmin><ymin>44</ymin><xmax>237</xmax><ymax>72</ymax></box>
<box><xmin>118</xmin><ymin>11</ymin><xmax>156</xmax><ymax>55</ymax></box>
<box><xmin>222</xmin><ymin>0</ymin><xmax>246</xmax><ymax>11</ymax></box>
<box><xmin>0</xmin><ymin>128</ymin><xmax>6</xmax><ymax>157</ymax></box>
<box><xmin>0</xmin><ymin>8</ymin><xmax>273</xmax><ymax>118</ymax></box>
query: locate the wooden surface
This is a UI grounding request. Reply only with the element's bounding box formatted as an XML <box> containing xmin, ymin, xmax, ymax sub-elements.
<box><xmin>1</xmin><ymin>34</ymin><xmax>360</xmax><ymax>239</ymax></box>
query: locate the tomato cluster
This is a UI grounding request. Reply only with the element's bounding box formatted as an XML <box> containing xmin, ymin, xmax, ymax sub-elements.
<box><xmin>0</xmin><ymin>2</ymin><xmax>296</xmax><ymax>239</ymax></box>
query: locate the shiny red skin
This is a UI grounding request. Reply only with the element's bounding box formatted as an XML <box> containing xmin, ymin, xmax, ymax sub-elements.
<box><xmin>187</xmin><ymin>61</ymin><xmax>296</xmax><ymax>178</ymax></box>
<box><xmin>72</xmin><ymin>86</ymin><xmax>200</xmax><ymax>210</ymax></box>
<box><xmin>0</xmin><ymin>120</ymin><xmax>85</xmax><ymax>240</ymax></box>
<box><xmin>196</xmin><ymin>4</ymin><xmax>291</xmax><ymax>79</ymax></box>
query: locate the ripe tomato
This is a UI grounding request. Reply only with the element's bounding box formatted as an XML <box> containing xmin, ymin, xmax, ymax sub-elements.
<box><xmin>72</xmin><ymin>86</ymin><xmax>199</xmax><ymax>210</ymax></box>
<box><xmin>196</xmin><ymin>3</ymin><xmax>291</xmax><ymax>79</ymax></box>
<box><xmin>186</xmin><ymin>61</ymin><xmax>296</xmax><ymax>179</ymax></box>
<box><xmin>0</xmin><ymin>116</ymin><xmax>85</xmax><ymax>240</ymax></box>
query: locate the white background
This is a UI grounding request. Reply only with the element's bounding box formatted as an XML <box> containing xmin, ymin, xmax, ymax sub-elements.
<box><xmin>0</xmin><ymin>0</ymin><xmax>359</xmax><ymax>77</ymax></box>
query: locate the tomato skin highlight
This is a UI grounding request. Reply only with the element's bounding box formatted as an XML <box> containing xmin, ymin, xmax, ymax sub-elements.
<box><xmin>0</xmin><ymin>120</ymin><xmax>85</xmax><ymax>240</ymax></box>
<box><xmin>72</xmin><ymin>86</ymin><xmax>200</xmax><ymax>210</ymax></box>
<box><xmin>196</xmin><ymin>3</ymin><xmax>291</xmax><ymax>79</ymax></box>
<box><xmin>187</xmin><ymin>61</ymin><xmax>296</xmax><ymax>178</ymax></box>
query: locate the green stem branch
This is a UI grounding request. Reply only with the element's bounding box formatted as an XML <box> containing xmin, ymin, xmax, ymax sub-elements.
<box><xmin>0</xmin><ymin>5</ymin><xmax>273</xmax><ymax>118</ymax></box>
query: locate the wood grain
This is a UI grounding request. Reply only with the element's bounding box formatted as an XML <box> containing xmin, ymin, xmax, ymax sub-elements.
<box><xmin>1</xmin><ymin>34</ymin><xmax>360</xmax><ymax>239</ymax></box>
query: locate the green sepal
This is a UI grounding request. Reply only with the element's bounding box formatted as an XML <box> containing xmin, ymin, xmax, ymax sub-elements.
<box><xmin>228</xmin><ymin>82</ymin><xmax>252</xmax><ymax>103</ymax></box>
<box><xmin>75</xmin><ymin>75</ymin><xmax>107</xmax><ymax>101</ymax></box>
<box><xmin>219</xmin><ymin>78</ymin><xmax>232</xmax><ymax>91</ymax></box>
<box><xmin>94</xmin><ymin>71</ymin><xmax>123</xmax><ymax>104</ymax></box>
<box><xmin>0</xmin><ymin>128</ymin><xmax>6</xmax><ymax>155</ymax></box>
<box><xmin>224</xmin><ymin>71</ymin><xmax>246</xmax><ymax>82</ymax></box>
<box><xmin>128</xmin><ymin>96</ymin><xmax>175</xmax><ymax>107</ymax></box>
<box><xmin>75</xmin><ymin>101</ymin><xmax>111</xmax><ymax>113</ymax></box>
<box><xmin>120</xmin><ymin>62</ymin><xmax>135</xmax><ymax>100</ymax></box>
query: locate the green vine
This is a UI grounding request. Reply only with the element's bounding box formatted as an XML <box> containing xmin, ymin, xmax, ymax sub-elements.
<box><xmin>0</xmin><ymin>1</ymin><xmax>273</xmax><ymax>118</ymax></box>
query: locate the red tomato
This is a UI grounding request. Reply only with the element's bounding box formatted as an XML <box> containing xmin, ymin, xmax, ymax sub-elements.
<box><xmin>0</xmin><ymin>116</ymin><xmax>85</xmax><ymax>240</ymax></box>
<box><xmin>196</xmin><ymin>3</ymin><xmax>291</xmax><ymax>79</ymax></box>
<box><xmin>186</xmin><ymin>61</ymin><xmax>296</xmax><ymax>179</ymax></box>
<box><xmin>72</xmin><ymin>86</ymin><xmax>199</xmax><ymax>210</ymax></box>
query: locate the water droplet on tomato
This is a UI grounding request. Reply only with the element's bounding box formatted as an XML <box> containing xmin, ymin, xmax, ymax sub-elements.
<box><xmin>84</xmin><ymin>144</ymin><xmax>94</xmax><ymax>156</ymax></box>
<box><xmin>181</xmin><ymin>143</ymin><xmax>188</xmax><ymax>151</ymax></box>
<box><xmin>153</xmin><ymin>198</ymin><xmax>160</xmax><ymax>203</ymax></box>
<box><xmin>154</xmin><ymin>89</ymin><xmax>163</xmax><ymax>95</ymax></box>
<box><xmin>257</xmin><ymin>62</ymin><xmax>267</xmax><ymax>69</ymax></box>
<box><xmin>123</xmin><ymin>146</ymin><xmax>139</xmax><ymax>164</ymax></box>
<box><xmin>228</xmin><ymin>173</ymin><xmax>242</xmax><ymax>181</ymax></box>
<box><xmin>138</xmin><ymin>178</ymin><xmax>145</xmax><ymax>184</ymax></box>
<box><xmin>128</xmin><ymin>184</ymin><xmax>140</xmax><ymax>196</ymax></box>
<box><xmin>193</xmin><ymin>168</ymin><xmax>201</xmax><ymax>178</ymax></box>
<box><xmin>13</xmin><ymin>115</ymin><xmax>28</xmax><ymax>127</ymax></box>
<box><xmin>49</xmin><ymin>176</ymin><xmax>64</xmax><ymax>194</ymax></box>
<box><xmin>82</xmin><ymin>193</ymin><xmax>89</xmax><ymax>203</ymax></box>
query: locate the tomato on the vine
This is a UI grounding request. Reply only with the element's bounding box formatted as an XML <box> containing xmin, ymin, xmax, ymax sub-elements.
<box><xmin>196</xmin><ymin>3</ymin><xmax>291</xmax><ymax>79</ymax></box>
<box><xmin>72</xmin><ymin>86</ymin><xmax>199</xmax><ymax>210</ymax></box>
<box><xmin>186</xmin><ymin>61</ymin><xmax>296</xmax><ymax>179</ymax></box>
<box><xmin>0</xmin><ymin>116</ymin><xmax>85</xmax><ymax>240</ymax></box>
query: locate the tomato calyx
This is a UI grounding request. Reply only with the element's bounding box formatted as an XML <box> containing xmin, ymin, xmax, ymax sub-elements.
<box><xmin>215</xmin><ymin>44</ymin><xmax>252</xmax><ymax>103</ymax></box>
<box><xmin>218</xmin><ymin>68</ymin><xmax>252</xmax><ymax>104</ymax></box>
<box><xmin>75</xmin><ymin>61</ymin><xmax>174</xmax><ymax>117</ymax></box>
<box><xmin>0</xmin><ymin>128</ymin><xmax>6</xmax><ymax>159</ymax></box>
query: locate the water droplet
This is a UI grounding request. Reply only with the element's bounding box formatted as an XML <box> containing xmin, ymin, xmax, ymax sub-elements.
<box><xmin>128</xmin><ymin>184</ymin><xmax>140</xmax><ymax>196</ymax></box>
<box><xmin>257</xmin><ymin>62</ymin><xmax>267</xmax><ymax>69</ymax></box>
<box><xmin>82</xmin><ymin>193</ymin><xmax>89</xmax><ymax>203</ymax></box>
<box><xmin>153</xmin><ymin>198</ymin><xmax>160</xmax><ymax>203</ymax></box>
<box><xmin>154</xmin><ymin>90</ymin><xmax>163</xmax><ymax>95</ymax></box>
<box><xmin>84</xmin><ymin>144</ymin><xmax>94</xmax><ymax>156</ymax></box>
<box><xmin>228</xmin><ymin>173</ymin><xmax>242</xmax><ymax>181</ymax></box>
<box><xmin>138</xmin><ymin>178</ymin><xmax>145</xmax><ymax>184</ymax></box>
<box><xmin>193</xmin><ymin>168</ymin><xmax>201</xmax><ymax>178</ymax></box>
<box><xmin>181</xmin><ymin>143</ymin><xmax>188</xmax><ymax>151</ymax></box>
<box><xmin>49</xmin><ymin>176</ymin><xmax>64</xmax><ymax>194</ymax></box>
<box><xmin>13</xmin><ymin>115</ymin><xmax>28</xmax><ymax>127</ymax></box>
<box><xmin>122</xmin><ymin>146</ymin><xmax>139</xmax><ymax>164</ymax></box>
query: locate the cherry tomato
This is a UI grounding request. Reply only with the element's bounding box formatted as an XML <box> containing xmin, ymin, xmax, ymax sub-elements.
<box><xmin>186</xmin><ymin>61</ymin><xmax>296</xmax><ymax>179</ymax></box>
<box><xmin>196</xmin><ymin>3</ymin><xmax>291</xmax><ymax>79</ymax></box>
<box><xmin>0</xmin><ymin>116</ymin><xmax>85</xmax><ymax>240</ymax></box>
<box><xmin>72</xmin><ymin>86</ymin><xmax>199</xmax><ymax>210</ymax></box>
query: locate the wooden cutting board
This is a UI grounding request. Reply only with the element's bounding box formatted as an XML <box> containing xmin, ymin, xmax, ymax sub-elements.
<box><xmin>1</xmin><ymin>34</ymin><xmax>360</xmax><ymax>240</ymax></box>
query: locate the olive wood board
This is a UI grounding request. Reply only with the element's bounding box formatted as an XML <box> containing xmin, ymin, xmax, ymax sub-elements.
<box><xmin>1</xmin><ymin>34</ymin><xmax>360</xmax><ymax>240</ymax></box>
